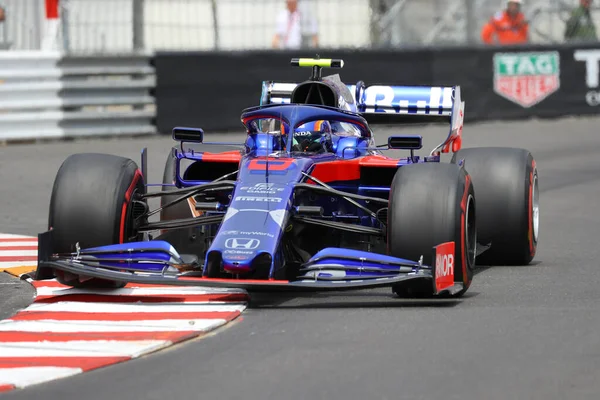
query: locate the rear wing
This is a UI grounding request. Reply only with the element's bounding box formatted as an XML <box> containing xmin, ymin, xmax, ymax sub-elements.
<box><xmin>260</xmin><ymin>81</ymin><xmax>465</xmax><ymax>154</ymax></box>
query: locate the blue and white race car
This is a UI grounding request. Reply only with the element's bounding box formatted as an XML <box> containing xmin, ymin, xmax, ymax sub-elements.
<box><xmin>35</xmin><ymin>58</ymin><xmax>539</xmax><ymax>298</ymax></box>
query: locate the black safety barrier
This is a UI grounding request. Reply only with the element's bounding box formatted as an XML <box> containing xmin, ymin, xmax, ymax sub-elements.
<box><xmin>154</xmin><ymin>43</ymin><xmax>600</xmax><ymax>134</ymax></box>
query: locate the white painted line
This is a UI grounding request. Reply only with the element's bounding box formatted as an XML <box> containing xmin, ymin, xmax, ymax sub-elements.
<box><xmin>0</xmin><ymin>241</ymin><xmax>38</xmax><ymax>247</ymax></box>
<box><xmin>23</xmin><ymin>301</ymin><xmax>246</xmax><ymax>313</ymax></box>
<box><xmin>0</xmin><ymin>250</ymin><xmax>38</xmax><ymax>257</ymax></box>
<box><xmin>0</xmin><ymin>261</ymin><xmax>37</xmax><ymax>269</ymax></box>
<box><xmin>0</xmin><ymin>234</ymin><xmax>36</xmax><ymax>240</ymax></box>
<box><xmin>0</xmin><ymin>318</ymin><xmax>228</xmax><ymax>332</ymax></box>
<box><xmin>0</xmin><ymin>367</ymin><xmax>82</xmax><ymax>388</ymax></box>
<box><xmin>0</xmin><ymin>340</ymin><xmax>170</xmax><ymax>358</ymax></box>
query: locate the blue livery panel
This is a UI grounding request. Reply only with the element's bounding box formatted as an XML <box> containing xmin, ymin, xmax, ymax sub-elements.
<box><xmin>65</xmin><ymin>240</ymin><xmax>185</xmax><ymax>272</ymax></box>
<box><xmin>355</xmin><ymin>85</ymin><xmax>454</xmax><ymax>117</ymax></box>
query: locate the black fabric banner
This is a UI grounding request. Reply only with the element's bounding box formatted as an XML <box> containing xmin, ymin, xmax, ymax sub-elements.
<box><xmin>154</xmin><ymin>44</ymin><xmax>600</xmax><ymax>134</ymax></box>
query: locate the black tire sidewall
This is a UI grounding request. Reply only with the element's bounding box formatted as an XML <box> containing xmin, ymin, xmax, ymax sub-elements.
<box><xmin>49</xmin><ymin>153</ymin><xmax>143</xmax><ymax>252</ymax></box>
<box><xmin>388</xmin><ymin>163</ymin><xmax>475</xmax><ymax>293</ymax></box>
<box><xmin>48</xmin><ymin>153</ymin><xmax>144</xmax><ymax>288</ymax></box>
<box><xmin>452</xmin><ymin>147</ymin><xmax>537</xmax><ymax>265</ymax></box>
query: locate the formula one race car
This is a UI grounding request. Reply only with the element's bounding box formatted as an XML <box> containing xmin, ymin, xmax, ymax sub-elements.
<box><xmin>35</xmin><ymin>58</ymin><xmax>539</xmax><ymax>298</ymax></box>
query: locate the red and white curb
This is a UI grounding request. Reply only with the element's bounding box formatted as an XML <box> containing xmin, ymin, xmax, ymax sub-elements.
<box><xmin>0</xmin><ymin>234</ymin><xmax>38</xmax><ymax>277</ymax></box>
<box><xmin>0</xmin><ymin>234</ymin><xmax>249</xmax><ymax>392</ymax></box>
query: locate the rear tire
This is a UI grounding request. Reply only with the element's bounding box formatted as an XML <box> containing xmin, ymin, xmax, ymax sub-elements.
<box><xmin>387</xmin><ymin>163</ymin><xmax>476</xmax><ymax>298</ymax></box>
<box><xmin>48</xmin><ymin>153</ymin><xmax>146</xmax><ymax>288</ymax></box>
<box><xmin>452</xmin><ymin>147</ymin><xmax>538</xmax><ymax>265</ymax></box>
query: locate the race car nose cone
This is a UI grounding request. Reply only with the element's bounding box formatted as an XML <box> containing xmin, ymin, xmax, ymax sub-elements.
<box><xmin>222</xmin><ymin>254</ymin><xmax>254</xmax><ymax>274</ymax></box>
<box><xmin>222</xmin><ymin>251</ymin><xmax>272</xmax><ymax>276</ymax></box>
<box><xmin>222</xmin><ymin>262</ymin><xmax>253</xmax><ymax>274</ymax></box>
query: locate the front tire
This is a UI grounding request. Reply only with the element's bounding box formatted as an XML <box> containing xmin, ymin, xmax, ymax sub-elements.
<box><xmin>48</xmin><ymin>153</ymin><xmax>146</xmax><ymax>288</ymax></box>
<box><xmin>387</xmin><ymin>163</ymin><xmax>476</xmax><ymax>297</ymax></box>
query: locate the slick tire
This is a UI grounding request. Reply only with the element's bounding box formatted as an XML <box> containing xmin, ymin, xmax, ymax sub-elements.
<box><xmin>160</xmin><ymin>147</ymin><xmax>193</xmax><ymax>222</ymax></box>
<box><xmin>48</xmin><ymin>153</ymin><xmax>146</xmax><ymax>288</ymax></box>
<box><xmin>451</xmin><ymin>147</ymin><xmax>538</xmax><ymax>265</ymax></box>
<box><xmin>387</xmin><ymin>163</ymin><xmax>476</xmax><ymax>298</ymax></box>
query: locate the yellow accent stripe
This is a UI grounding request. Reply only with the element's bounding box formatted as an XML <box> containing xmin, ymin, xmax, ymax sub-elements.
<box><xmin>314</xmin><ymin>120</ymin><xmax>323</xmax><ymax>130</ymax></box>
<box><xmin>297</xmin><ymin>58</ymin><xmax>333</xmax><ymax>68</ymax></box>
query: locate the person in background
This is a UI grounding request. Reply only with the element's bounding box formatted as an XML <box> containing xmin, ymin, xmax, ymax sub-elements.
<box><xmin>0</xmin><ymin>5</ymin><xmax>5</xmax><ymax>22</ymax></box>
<box><xmin>272</xmin><ymin>0</ymin><xmax>319</xmax><ymax>49</ymax></box>
<box><xmin>565</xmin><ymin>0</ymin><xmax>597</xmax><ymax>42</ymax></box>
<box><xmin>481</xmin><ymin>0</ymin><xmax>529</xmax><ymax>45</ymax></box>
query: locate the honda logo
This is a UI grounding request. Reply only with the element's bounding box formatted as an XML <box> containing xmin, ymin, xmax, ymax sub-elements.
<box><xmin>225</xmin><ymin>238</ymin><xmax>260</xmax><ymax>250</ymax></box>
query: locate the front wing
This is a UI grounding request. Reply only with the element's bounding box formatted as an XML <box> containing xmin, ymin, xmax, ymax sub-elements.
<box><xmin>34</xmin><ymin>231</ymin><xmax>464</xmax><ymax>295</ymax></box>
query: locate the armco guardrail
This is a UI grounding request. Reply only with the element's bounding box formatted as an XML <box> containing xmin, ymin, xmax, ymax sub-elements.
<box><xmin>0</xmin><ymin>52</ymin><xmax>156</xmax><ymax>141</ymax></box>
<box><xmin>154</xmin><ymin>44</ymin><xmax>600</xmax><ymax>133</ymax></box>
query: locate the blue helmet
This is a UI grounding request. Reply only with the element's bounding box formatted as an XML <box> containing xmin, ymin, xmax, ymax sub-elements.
<box><xmin>292</xmin><ymin>120</ymin><xmax>333</xmax><ymax>153</ymax></box>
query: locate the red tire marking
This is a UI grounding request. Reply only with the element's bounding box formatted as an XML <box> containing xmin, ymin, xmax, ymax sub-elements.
<box><xmin>460</xmin><ymin>175</ymin><xmax>472</xmax><ymax>286</ymax></box>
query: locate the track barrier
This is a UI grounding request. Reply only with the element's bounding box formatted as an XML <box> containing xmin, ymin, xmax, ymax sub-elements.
<box><xmin>154</xmin><ymin>44</ymin><xmax>600</xmax><ymax>134</ymax></box>
<box><xmin>0</xmin><ymin>51</ymin><xmax>155</xmax><ymax>142</ymax></box>
<box><xmin>1</xmin><ymin>44</ymin><xmax>599</xmax><ymax>142</ymax></box>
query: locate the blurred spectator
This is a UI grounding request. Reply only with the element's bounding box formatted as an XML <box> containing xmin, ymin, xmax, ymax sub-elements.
<box><xmin>0</xmin><ymin>4</ymin><xmax>5</xmax><ymax>22</ymax></box>
<box><xmin>565</xmin><ymin>0</ymin><xmax>597</xmax><ymax>42</ymax></box>
<box><xmin>481</xmin><ymin>0</ymin><xmax>529</xmax><ymax>45</ymax></box>
<box><xmin>272</xmin><ymin>0</ymin><xmax>319</xmax><ymax>49</ymax></box>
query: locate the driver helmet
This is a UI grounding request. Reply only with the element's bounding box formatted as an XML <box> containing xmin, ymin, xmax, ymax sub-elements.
<box><xmin>292</xmin><ymin>120</ymin><xmax>333</xmax><ymax>153</ymax></box>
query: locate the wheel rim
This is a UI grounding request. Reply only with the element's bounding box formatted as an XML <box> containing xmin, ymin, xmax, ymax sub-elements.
<box><xmin>465</xmin><ymin>194</ymin><xmax>477</xmax><ymax>267</ymax></box>
<box><xmin>532</xmin><ymin>172</ymin><xmax>540</xmax><ymax>243</ymax></box>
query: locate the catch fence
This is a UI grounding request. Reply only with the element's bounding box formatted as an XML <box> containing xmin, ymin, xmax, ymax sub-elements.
<box><xmin>2</xmin><ymin>0</ymin><xmax>600</xmax><ymax>53</ymax></box>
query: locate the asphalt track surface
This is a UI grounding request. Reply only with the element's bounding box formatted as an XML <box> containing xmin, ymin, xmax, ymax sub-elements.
<box><xmin>0</xmin><ymin>274</ymin><xmax>33</xmax><ymax>321</ymax></box>
<box><xmin>1</xmin><ymin>116</ymin><xmax>600</xmax><ymax>400</ymax></box>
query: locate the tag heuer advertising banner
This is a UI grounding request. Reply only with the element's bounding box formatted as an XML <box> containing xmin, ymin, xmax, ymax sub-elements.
<box><xmin>493</xmin><ymin>52</ymin><xmax>560</xmax><ymax>108</ymax></box>
<box><xmin>485</xmin><ymin>45</ymin><xmax>600</xmax><ymax>120</ymax></box>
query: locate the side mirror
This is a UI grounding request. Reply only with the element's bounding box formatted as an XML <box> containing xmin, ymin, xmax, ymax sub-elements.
<box><xmin>388</xmin><ymin>135</ymin><xmax>422</xmax><ymax>150</ymax></box>
<box><xmin>172</xmin><ymin>127</ymin><xmax>204</xmax><ymax>143</ymax></box>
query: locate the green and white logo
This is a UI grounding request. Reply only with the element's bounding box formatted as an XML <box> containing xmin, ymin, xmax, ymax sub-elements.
<box><xmin>493</xmin><ymin>52</ymin><xmax>560</xmax><ymax>108</ymax></box>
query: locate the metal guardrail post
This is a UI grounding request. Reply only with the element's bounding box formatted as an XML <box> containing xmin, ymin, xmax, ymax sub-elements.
<box><xmin>61</xmin><ymin>0</ymin><xmax>71</xmax><ymax>53</ymax></box>
<box><xmin>133</xmin><ymin>0</ymin><xmax>145</xmax><ymax>51</ymax></box>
